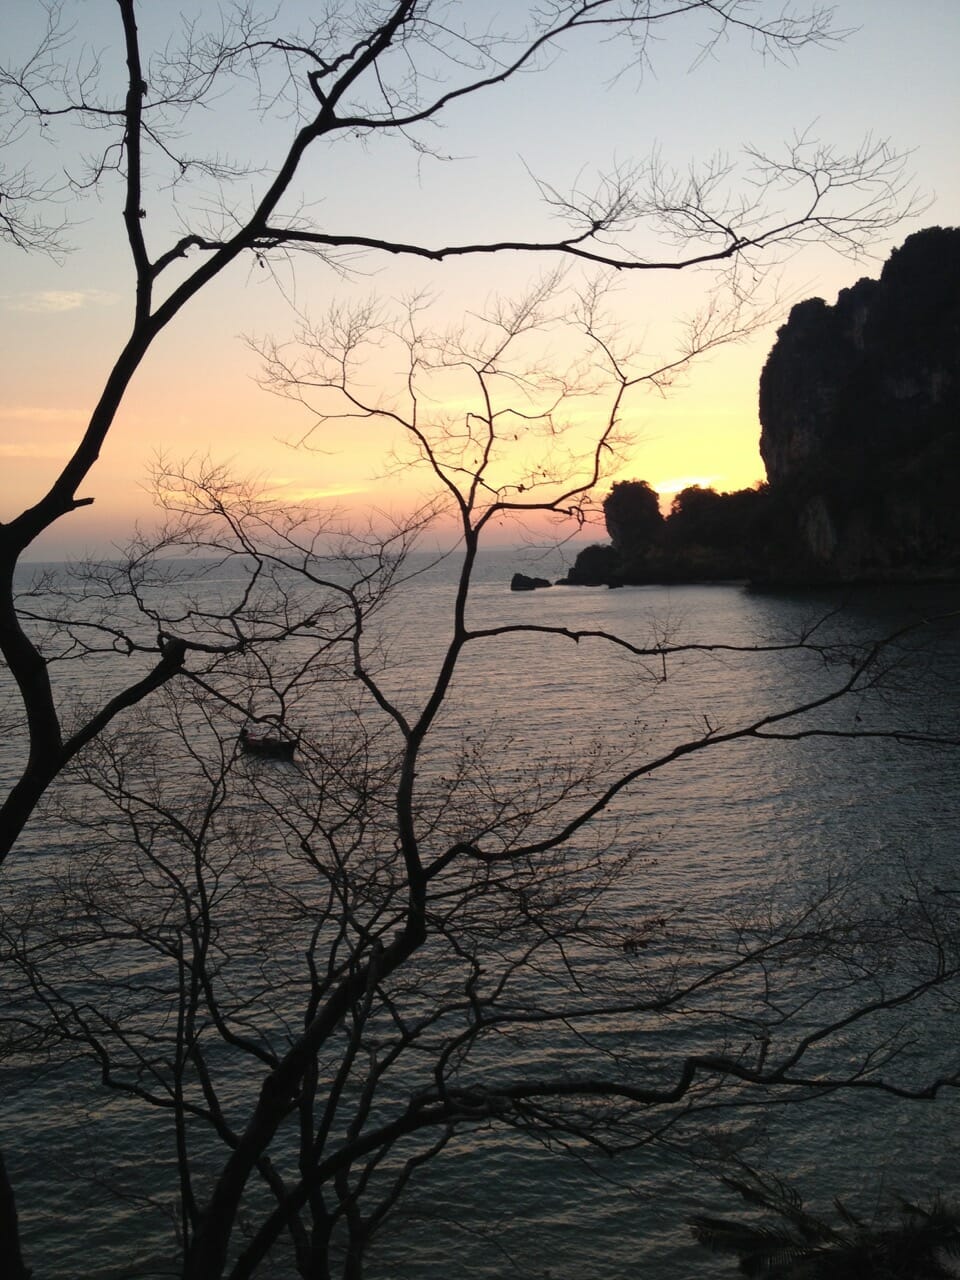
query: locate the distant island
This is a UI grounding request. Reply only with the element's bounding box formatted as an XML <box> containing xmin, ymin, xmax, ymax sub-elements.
<box><xmin>554</xmin><ymin>226</ymin><xmax>960</xmax><ymax>589</ymax></box>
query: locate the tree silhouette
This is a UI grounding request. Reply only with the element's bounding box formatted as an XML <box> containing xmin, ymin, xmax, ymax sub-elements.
<box><xmin>0</xmin><ymin>2</ymin><xmax>918</xmax><ymax>856</ymax></box>
<box><xmin>0</xmin><ymin>5</ymin><xmax>939</xmax><ymax>1277</ymax></box>
<box><xmin>604</xmin><ymin>480</ymin><xmax>664</xmax><ymax>555</ymax></box>
<box><xmin>692</xmin><ymin>1169</ymin><xmax>960</xmax><ymax>1279</ymax></box>
<box><xmin>2</xmin><ymin>290</ymin><xmax>958</xmax><ymax>1279</ymax></box>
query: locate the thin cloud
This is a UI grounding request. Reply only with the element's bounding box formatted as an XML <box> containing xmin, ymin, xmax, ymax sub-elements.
<box><xmin>280</xmin><ymin>484</ymin><xmax>368</xmax><ymax>502</ymax></box>
<box><xmin>266</xmin><ymin>476</ymin><xmax>369</xmax><ymax>501</ymax></box>
<box><xmin>0</xmin><ymin>443</ymin><xmax>68</xmax><ymax>459</ymax></box>
<box><xmin>3</xmin><ymin>289</ymin><xmax>120</xmax><ymax>313</ymax></box>
<box><xmin>1</xmin><ymin>406</ymin><xmax>87</xmax><ymax>425</ymax></box>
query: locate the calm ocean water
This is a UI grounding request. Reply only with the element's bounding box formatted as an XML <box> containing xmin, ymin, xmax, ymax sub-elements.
<box><xmin>2</xmin><ymin>547</ymin><xmax>960</xmax><ymax>1279</ymax></box>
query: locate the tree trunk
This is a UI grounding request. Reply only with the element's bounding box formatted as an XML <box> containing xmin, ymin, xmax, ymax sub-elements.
<box><xmin>0</xmin><ymin>1150</ymin><xmax>31</xmax><ymax>1280</ymax></box>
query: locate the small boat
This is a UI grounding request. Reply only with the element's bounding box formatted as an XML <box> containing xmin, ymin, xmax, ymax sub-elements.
<box><xmin>238</xmin><ymin>727</ymin><xmax>297</xmax><ymax>760</ymax></box>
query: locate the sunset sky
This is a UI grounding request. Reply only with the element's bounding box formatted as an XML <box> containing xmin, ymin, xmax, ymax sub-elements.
<box><xmin>2</xmin><ymin>0</ymin><xmax>958</xmax><ymax>559</ymax></box>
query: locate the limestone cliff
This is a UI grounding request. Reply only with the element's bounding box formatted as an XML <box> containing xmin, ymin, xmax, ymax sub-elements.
<box><xmin>758</xmin><ymin>226</ymin><xmax>960</xmax><ymax>582</ymax></box>
<box><xmin>562</xmin><ymin>227</ymin><xmax>960</xmax><ymax>590</ymax></box>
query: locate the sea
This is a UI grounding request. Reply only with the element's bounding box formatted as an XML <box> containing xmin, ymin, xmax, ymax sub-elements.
<box><xmin>2</xmin><ymin>547</ymin><xmax>959</xmax><ymax>1279</ymax></box>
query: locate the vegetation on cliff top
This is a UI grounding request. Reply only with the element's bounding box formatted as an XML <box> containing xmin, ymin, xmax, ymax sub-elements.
<box><xmin>564</xmin><ymin>480</ymin><xmax>773</xmax><ymax>585</ymax></box>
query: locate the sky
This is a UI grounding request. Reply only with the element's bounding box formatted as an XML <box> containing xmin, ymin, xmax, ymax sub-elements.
<box><xmin>1</xmin><ymin>0</ymin><xmax>958</xmax><ymax>559</ymax></box>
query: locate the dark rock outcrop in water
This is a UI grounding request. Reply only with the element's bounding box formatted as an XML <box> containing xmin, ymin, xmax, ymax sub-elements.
<box><xmin>758</xmin><ymin>225</ymin><xmax>960</xmax><ymax>583</ymax></box>
<box><xmin>562</xmin><ymin>544</ymin><xmax>622</xmax><ymax>586</ymax></box>
<box><xmin>510</xmin><ymin>572</ymin><xmax>552</xmax><ymax>591</ymax></box>
<box><xmin>562</xmin><ymin>227</ymin><xmax>960</xmax><ymax>588</ymax></box>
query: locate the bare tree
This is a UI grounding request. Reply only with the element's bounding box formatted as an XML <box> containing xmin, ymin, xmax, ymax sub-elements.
<box><xmin>0</xmin><ymin>0</ymin><xmax>917</xmax><ymax>857</ymax></box>
<box><xmin>9</xmin><ymin>685</ymin><xmax>960</xmax><ymax>1278</ymax></box>
<box><xmin>691</xmin><ymin>1165</ymin><xmax>960</xmax><ymax>1278</ymax></box>
<box><xmin>3</xmin><ymin>294</ymin><xmax>959</xmax><ymax>1279</ymax></box>
<box><xmin>0</xmin><ymin>5</ymin><xmax>937</xmax><ymax>1276</ymax></box>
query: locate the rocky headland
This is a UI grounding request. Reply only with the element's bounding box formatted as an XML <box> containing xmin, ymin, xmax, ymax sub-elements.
<box><xmin>559</xmin><ymin>226</ymin><xmax>960</xmax><ymax>588</ymax></box>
